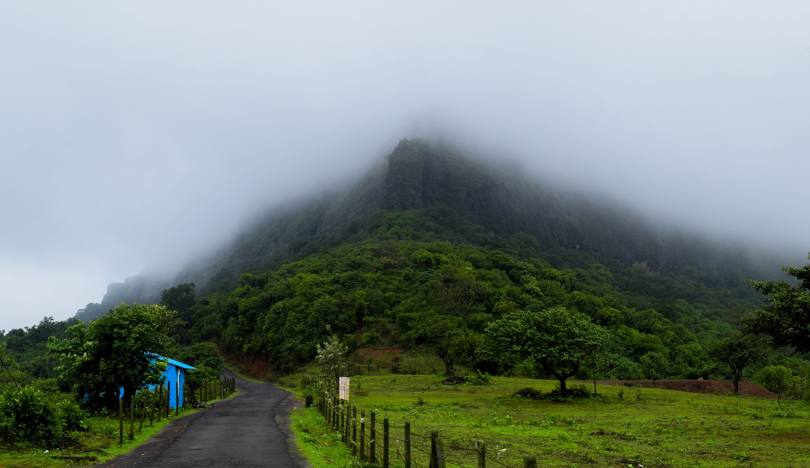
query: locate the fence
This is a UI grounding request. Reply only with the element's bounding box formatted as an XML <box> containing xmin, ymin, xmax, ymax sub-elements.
<box><xmin>315</xmin><ymin>391</ymin><xmax>539</xmax><ymax>468</ymax></box>
<box><xmin>117</xmin><ymin>376</ymin><xmax>236</xmax><ymax>445</ymax></box>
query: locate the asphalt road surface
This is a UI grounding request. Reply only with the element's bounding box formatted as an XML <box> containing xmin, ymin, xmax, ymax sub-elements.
<box><xmin>101</xmin><ymin>373</ymin><xmax>303</xmax><ymax>468</ymax></box>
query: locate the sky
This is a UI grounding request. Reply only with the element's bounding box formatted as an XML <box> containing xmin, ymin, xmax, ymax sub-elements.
<box><xmin>1</xmin><ymin>1</ymin><xmax>808</xmax><ymax>330</ymax></box>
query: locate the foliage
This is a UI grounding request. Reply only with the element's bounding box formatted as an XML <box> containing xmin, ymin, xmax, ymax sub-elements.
<box><xmin>712</xmin><ymin>334</ymin><xmax>768</xmax><ymax>394</ymax></box>
<box><xmin>48</xmin><ymin>304</ymin><xmax>176</xmax><ymax>412</ymax></box>
<box><xmin>755</xmin><ymin>365</ymin><xmax>794</xmax><ymax>401</ymax></box>
<box><xmin>315</xmin><ymin>335</ymin><xmax>348</xmax><ymax>395</ymax></box>
<box><xmin>746</xmin><ymin>255</ymin><xmax>810</xmax><ymax>351</ymax></box>
<box><xmin>0</xmin><ymin>386</ymin><xmax>86</xmax><ymax>448</ymax></box>
<box><xmin>161</xmin><ymin>283</ymin><xmax>197</xmax><ymax>343</ymax></box>
<box><xmin>177</xmin><ymin>341</ymin><xmax>223</xmax><ymax>402</ymax></box>
<box><xmin>484</xmin><ymin>307</ymin><xmax>607</xmax><ymax>395</ymax></box>
<box><xmin>0</xmin><ymin>386</ymin><xmax>58</xmax><ymax>446</ymax></box>
<box><xmin>639</xmin><ymin>351</ymin><xmax>670</xmax><ymax>382</ymax></box>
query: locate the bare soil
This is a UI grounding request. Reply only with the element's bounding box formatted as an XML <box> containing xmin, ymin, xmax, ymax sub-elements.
<box><xmin>600</xmin><ymin>379</ymin><xmax>776</xmax><ymax>399</ymax></box>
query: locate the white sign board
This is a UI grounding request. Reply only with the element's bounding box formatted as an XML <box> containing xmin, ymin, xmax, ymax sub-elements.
<box><xmin>339</xmin><ymin>376</ymin><xmax>350</xmax><ymax>400</ymax></box>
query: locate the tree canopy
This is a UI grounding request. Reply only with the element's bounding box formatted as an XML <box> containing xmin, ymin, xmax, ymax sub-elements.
<box><xmin>49</xmin><ymin>304</ymin><xmax>176</xmax><ymax>411</ymax></box>
<box><xmin>746</xmin><ymin>256</ymin><xmax>810</xmax><ymax>350</ymax></box>
<box><xmin>484</xmin><ymin>307</ymin><xmax>607</xmax><ymax>395</ymax></box>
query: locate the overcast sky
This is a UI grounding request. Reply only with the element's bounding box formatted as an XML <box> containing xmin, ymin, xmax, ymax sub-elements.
<box><xmin>1</xmin><ymin>1</ymin><xmax>808</xmax><ymax>330</ymax></box>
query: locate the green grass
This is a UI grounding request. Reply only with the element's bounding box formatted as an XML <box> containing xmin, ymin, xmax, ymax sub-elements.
<box><xmin>285</xmin><ymin>373</ymin><xmax>810</xmax><ymax>467</ymax></box>
<box><xmin>290</xmin><ymin>406</ymin><xmax>357</xmax><ymax>468</ymax></box>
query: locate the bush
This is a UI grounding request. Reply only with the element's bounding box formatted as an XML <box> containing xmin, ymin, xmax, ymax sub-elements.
<box><xmin>55</xmin><ymin>398</ymin><xmax>88</xmax><ymax>432</ymax></box>
<box><xmin>468</xmin><ymin>370</ymin><xmax>491</xmax><ymax>386</ymax></box>
<box><xmin>513</xmin><ymin>387</ymin><xmax>543</xmax><ymax>399</ymax></box>
<box><xmin>0</xmin><ymin>387</ymin><xmax>88</xmax><ymax>448</ymax></box>
<box><xmin>0</xmin><ymin>386</ymin><xmax>58</xmax><ymax>447</ymax></box>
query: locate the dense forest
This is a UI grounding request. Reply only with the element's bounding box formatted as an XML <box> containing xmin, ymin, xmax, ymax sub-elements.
<box><xmin>42</xmin><ymin>140</ymin><xmax>802</xmax><ymax>391</ymax></box>
<box><xmin>5</xmin><ymin>140</ymin><xmax>808</xmax><ymax>395</ymax></box>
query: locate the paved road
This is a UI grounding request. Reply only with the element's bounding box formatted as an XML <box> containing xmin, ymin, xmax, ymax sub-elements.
<box><xmin>102</xmin><ymin>373</ymin><xmax>303</xmax><ymax>468</ymax></box>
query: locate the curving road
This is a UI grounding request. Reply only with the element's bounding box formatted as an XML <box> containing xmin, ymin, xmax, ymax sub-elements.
<box><xmin>101</xmin><ymin>373</ymin><xmax>303</xmax><ymax>468</ymax></box>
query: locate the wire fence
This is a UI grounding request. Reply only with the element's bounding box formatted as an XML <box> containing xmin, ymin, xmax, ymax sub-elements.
<box><xmin>314</xmin><ymin>391</ymin><xmax>539</xmax><ymax>468</ymax></box>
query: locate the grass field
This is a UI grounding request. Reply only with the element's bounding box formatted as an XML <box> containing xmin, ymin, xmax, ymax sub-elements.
<box><xmin>283</xmin><ymin>373</ymin><xmax>810</xmax><ymax>467</ymax></box>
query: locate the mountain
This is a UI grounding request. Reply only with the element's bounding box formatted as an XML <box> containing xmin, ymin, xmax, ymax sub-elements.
<box><xmin>73</xmin><ymin>138</ymin><xmax>779</xmax><ymax>376</ymax></box>
<box><xmin>79</xmin><ymin>138</ymin><xmax>768</xmax><ymax>318</ymax></box>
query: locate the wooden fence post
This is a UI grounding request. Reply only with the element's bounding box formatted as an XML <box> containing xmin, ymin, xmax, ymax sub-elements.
<box><xmin>370</xmin><ymin>411</ymin><xmax>376</xmax><ymax>464</ymax></box>
<box><xmin>404</xmin><ymin>422</ymin><xmax>411</xmax><ymax>468</ymax></box>
<box><xmin>476</xmin><ymin>440</ymin><xmax>486</xmax><ymax>468</ymax></box>
<box><xmin>118</xmin><ymin>396</ymin><xmax>124</xmax><ymax>446</ymax></box>
<box><xmin>333</xmin><ymin>397</ymin><xmax>339</xmax><ymax>431</ymax></box>
<box><xmin>344</xmin><ymin>405</ymin><xmax>350</xmax><ymax>444</ymax></box>
<box><xmin>524</xmin><ymin>457</ymin><xmax>537</xmax><ymax>468</ymax></box>
<box><xmin>383</xmin><ymin>418</ymin><xmax>389</xmax><ymax>468</ymax></box>
<box><xmin>175</xmin><ymin>378</ymin><xmax>180</xmax><ymax>416</ymax></box>
<box><xmin>429</xmin><ymin>431</ymin><xmax>445</xmax><ymax>468</ymax></box>
<box><xmin>139</xmin><ymin>401</ymin><xmax>145</xmax><ymax>432</ymax></box>
<box><xmin>352</xmin><ymin>406</ymin><xmax>357</xmax><ymax>456</ymax></box>
<box><xmin>360</xmin><ymin>410</ymin><xmax>366</xmax><ymax>460</ymax></box>
<box><xmin>157</xmin><ymin>385</ymin><xmax>163</xmax><ymax>420</ymax></box>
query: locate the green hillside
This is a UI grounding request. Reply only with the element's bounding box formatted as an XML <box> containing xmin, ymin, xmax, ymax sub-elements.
<box><xmin>69</xmin><ymin>139</ymin><xmax>787</xmax><ymax>380</ymax></box>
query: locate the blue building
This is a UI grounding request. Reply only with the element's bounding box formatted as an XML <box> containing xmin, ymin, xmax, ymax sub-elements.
<box><xmin>151</xmin><ymin>355</ymin><xmax>195</xmax><ymax>409</ymax></box>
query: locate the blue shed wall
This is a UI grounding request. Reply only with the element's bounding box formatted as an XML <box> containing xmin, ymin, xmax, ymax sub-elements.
<box><xmin>164</xmin><ymin>363</ymin><xmax>186</xmax><ymax>409</ymax></box>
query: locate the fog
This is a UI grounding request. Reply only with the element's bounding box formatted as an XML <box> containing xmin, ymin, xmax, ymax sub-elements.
<box><xmin>1</xmin><ymin>1</ymin><xmax>808</xmax><ymax>329</ymax></box>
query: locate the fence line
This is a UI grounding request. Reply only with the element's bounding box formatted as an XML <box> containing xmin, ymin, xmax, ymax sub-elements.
<box><xmin>314</xmin><ymin>389</ymin><xmax>539</xmax><ymax>468</ymax></box>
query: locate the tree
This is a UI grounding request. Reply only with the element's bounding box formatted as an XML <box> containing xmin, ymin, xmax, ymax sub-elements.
<box><xmin>178</xmin><ymin>342</ymin><xmax>224</xmax><ymax>404</ymax></box>
<box><xmin>49</xmin><ymin>304</ymin><xmax>175</xmax><ymax>412</ymax></box>
<box><xmin>746</xmin><ymin>255</ymin><xmax>810</xmax><ymax>350</ymax></box>
<box><xmin>756</xmin><ymin>365</ymin><xmax>794</xmax><ymax>402</ymax></box>
<box><xmin>639</xmin><ymin>351</ymin><xmax>670</xmax><ymax>383</ymax></box>
<box><xmin>711</xmin><ymin>334</ymin><xmax>768</xmax><ymax>395</ymax></box>
<box><xmin>485</xmin><ymin>307</ymin><xmax>607</xmax><ymax>396</ymax></box>
<box><xmin>429</xmin><ymin>318</ymin><xmax>480</xmax><ymax>378</ymax></box>
<box><xmin>315</xmin><ymin>335</ymin><xmax>348</xmax><ymax>396</ymax></box>
<box><xmin>0</xmin><ymin>343</ymin><xmax>26</xmax><ymax>386</ymax></box>
<box><xmin>161</xmin><ymin>283</ymin><xmax>197</xmax><ymax>319</ymax></box>
<box><xmin>161</xmin><ymin>283</ymin><xmax>197</xmax><ymax>344</ymax></box>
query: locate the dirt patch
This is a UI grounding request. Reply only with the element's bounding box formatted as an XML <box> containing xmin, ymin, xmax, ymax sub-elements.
<box><xmin>600</xmin><ymin>379</ymin><xmax>776</xmax><ymax>399</ymax></box>
<box><xmin>355</xmin><ymin>346</ymin><xmax>403</xmax><ymax>361</ymax></box>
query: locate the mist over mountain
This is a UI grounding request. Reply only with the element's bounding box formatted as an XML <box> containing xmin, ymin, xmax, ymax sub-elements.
<box><xmin>77</xmin><ymin>139</ymin><xmax>779</xmax><ymax>323</ymax></box>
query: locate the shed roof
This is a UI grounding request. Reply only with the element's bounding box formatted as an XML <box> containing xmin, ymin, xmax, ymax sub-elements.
<box><xmin>149</xmin><ymin>353</ymin><xmax>196</xmax><ymax>370</ymax></box>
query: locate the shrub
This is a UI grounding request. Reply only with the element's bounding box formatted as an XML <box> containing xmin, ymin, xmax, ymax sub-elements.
<box><xmin>513</xmin><ymin>387</ymin><xmax>543</xmax><ymax>399</ymax></box>
<box><xmin>0</xmin><ymin>387</ymin><xmax>88</xmax><ymax>448</ymax></box>
<box><xmin>0</xmin><ymin>386</ymin><xmax>58</xmax><ymax>447</ymax></box>
<box><xmin>55</xmin><ymin>398</ymin><xmax>88</xmax><ymax>432</ymax></box>
<box><xmin>546</xmin><ymin>385</ymin><xmax>592</xmax><ymax>400</ymax></box>
<box><xmin>468</xmin><ymin>370</ymin><xmax>491</xmax><ymax>386</ymax></box>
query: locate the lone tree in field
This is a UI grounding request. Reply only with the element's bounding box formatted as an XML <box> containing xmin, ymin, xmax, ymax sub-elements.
<box><xmin>711</xmin><ymin>334</ymin><xmax>768</xmax><ymax>395</ymax></box>
<box><xmin>485</xmin><ymin>306</ymin><xmax>607</xmax><ymax>396</ymax></box>
<box><xmin>49</xmin><ymin>304</ymin><xmax>175</xmax><ymax>412</ymax></box>
<box><xmin>746</xmin><ymin>255</ymin><xmax>810</xmax><ymax>350</ymax></box>
<box><xmin>315</xmin><ymin>335</ymin><xmax>348</xmax><ymax>396</ymax></box>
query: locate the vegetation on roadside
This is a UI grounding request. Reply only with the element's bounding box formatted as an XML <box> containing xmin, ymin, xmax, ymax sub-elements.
<box><xmin>290</xmin><ymin>406</ymin><xmax>357</xmax><ymax>468</ymax></box>
<box><xmin>0</xmin><ymin>304</ymin><xmax>228</xmax><ymax>466</ymax></box>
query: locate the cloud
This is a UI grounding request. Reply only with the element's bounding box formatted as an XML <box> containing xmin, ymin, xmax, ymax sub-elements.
<box><xmin>1</xmin><ymin>1</ymin><xmax>808</xmax><ymax>328</ymax></box>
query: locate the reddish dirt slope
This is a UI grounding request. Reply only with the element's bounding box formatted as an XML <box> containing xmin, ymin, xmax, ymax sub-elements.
<box><xmin>601</xmin><ymin>379</ymin><xmax>776</xmax><ymax>399</ymax></box>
